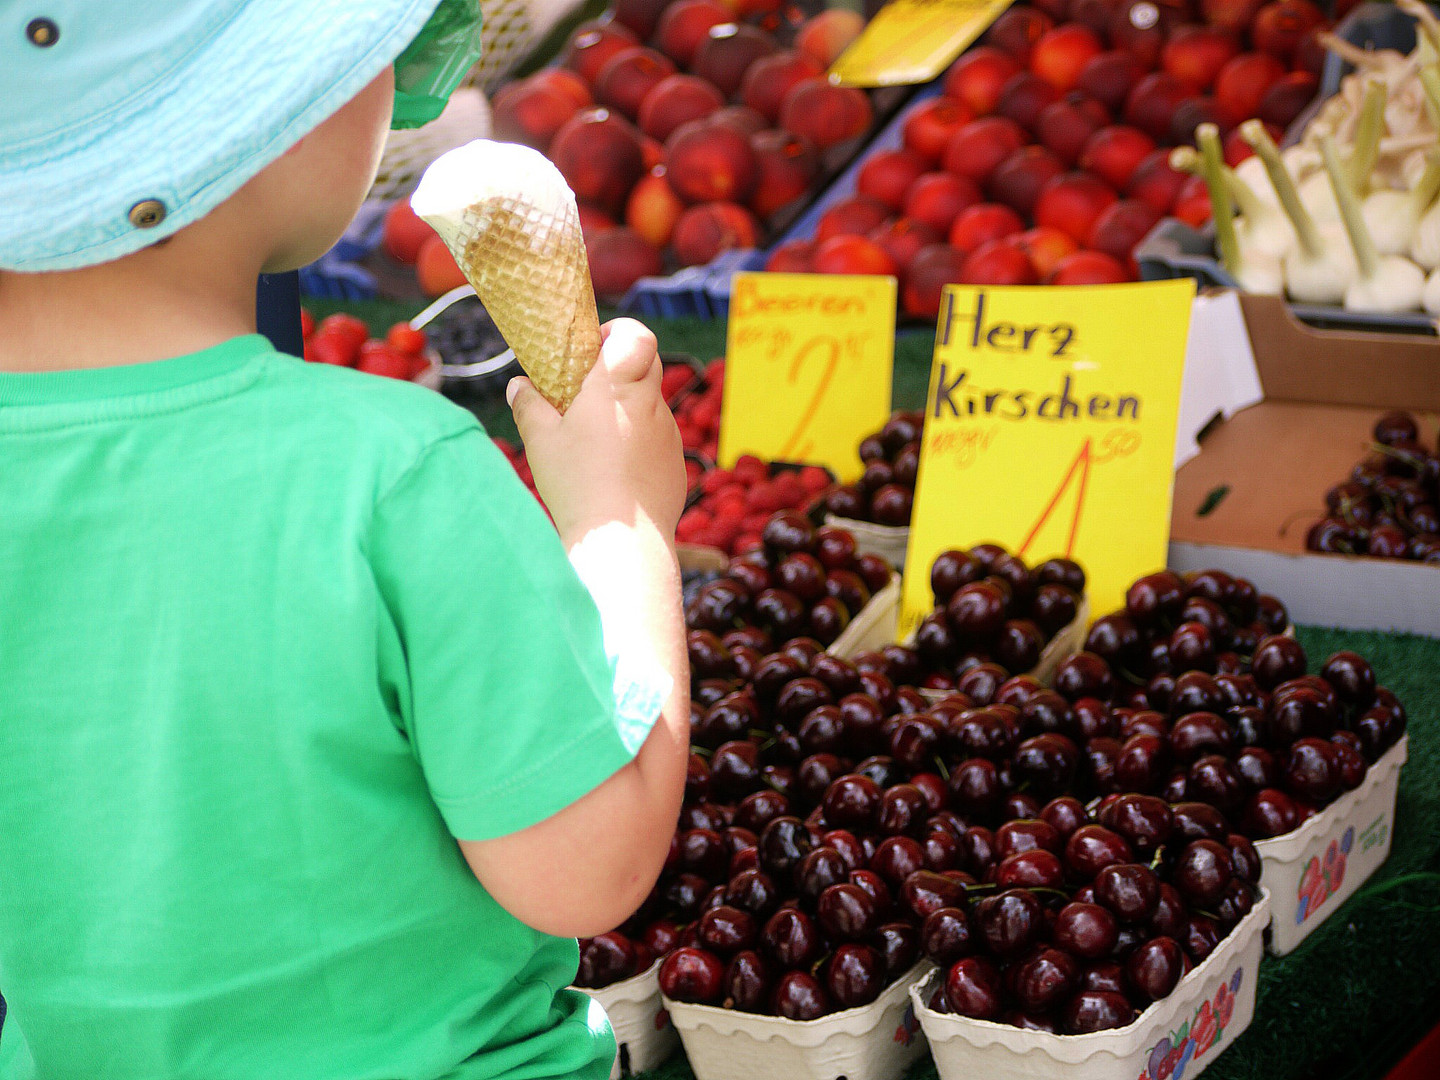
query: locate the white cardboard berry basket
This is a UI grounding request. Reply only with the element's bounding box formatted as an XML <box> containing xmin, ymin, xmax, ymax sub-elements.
<box><xmin>911</xmin><ymin>887</ymin><xmax>1271</xmax><ymax>1080</ymax></box>
<box><xmin>829</xmin><ymin>574</ymin><xmax>902</xmax><ymax>659</ymax></box>
<box><xmin>1255</xmin><ymin>734</ymin><xmax>1407</xmax><ymax>956</ymax></box>
<box><xmin>824</xmin><ymin>515</ymin><xmax>911</xmax><ymax>572</ymax></box>
<box><xmin>663</xmin><ymin>961</ymin><xmax>932</xmax><ymax>1080</ymax></box>
<box><xmin>577</xmin><ymin>960</ymin><xmax>679</xmax><ymax>1078</ymax></box>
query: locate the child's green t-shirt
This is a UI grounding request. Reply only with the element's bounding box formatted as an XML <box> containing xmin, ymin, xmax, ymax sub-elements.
<box><xmin>0</xmin><ymin>335</ymin><xmax>657</xmax><ymax>1079</ymax></box>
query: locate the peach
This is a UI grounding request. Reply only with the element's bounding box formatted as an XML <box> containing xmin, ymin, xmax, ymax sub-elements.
<box><xmin>740</xmin><ymin>50</ymin><xmax>825</xmax><ymax>124</ymax></box>
<box><xmin>1161</xmin><ymin>26</ymin><xmax>1241</xmax><ymax>94</ymax></box>
<box><xmin>996</xmin><ymin>71</ymin><xmax>1061</xmax><ymax>132</ymax></box>
<box><xmin>1030</xmin><ymin>25</ymin><xmax>1104</xmax><ymax>92</ymax></box>
<box><xmin>693</xmin><ymin>23</ymin><xmax>778</xmax><ymax>97</ymax></box>
<box><xmin>551</xmin><ymin>108</ymin><xmax>646</xmax><ymax>215</ymax></box>
<box><xmin>814</xmin><ymin>195</ymin><xmax>891</xmax><ymax>244</ymax></box>
<box><xmin>1066</xmin><ymin>0</ymin><xmax>1115</xmax><ymax>37</ymax></box>
<box><xmin>1086</xmin><ymin>198</ymin><xmax>1160</xmax><ymax>274</ymax></box>
<box><xmin>665</xmin><ymin>119</ymin><xmax>759</xmax><ymax>203</ymax></box>
<box><xmin>671</xmin><ymin>201</ymin><xmax>760</xmax><ymax>265</ymax></box>
<box><xmin>577</xmin><ymin>203</ymin><xmax>619</xmax><ymax>243</ymax></box>
<box><xmin>1258</xmin><ymin>71</ymin><xmax>1318</xmax><ymax>129</ymax></box>
<box><xmin>1076</xmin><ymin>50</ymin><xmax>1146</xmax><ymax>113</ymax></box>
<box><xmin>813</xmin><ymin>235</ymin><xmax>899</xmax><ymax>277</ymax></box>
<box><xmin>1169</xmin><ymin>97</ymin><xmax>1224</xmax><ymax>147</ymax></box>
<box><xmin>491</xmin><ymin>77</ymin><xmax>579</xmax><ymax>152</ymax></box>
<box><xmin>416</xmin><ymin>234</ymin><xmax>468</xmax><ymax>297</ymax></box>
<box><xmin>730</xmin><ymin>0</ymin><xmax>785</xmax><ymax>16</ymax></box>
<box><xmin>903</xmin><ymin>171</ymin><xmax>982</xmax><ymax>234</ymax></box>
<box><xmin>780</xmin><ymin>79</ymin><xmax>873</xmax><ymax>150</ymax></box>
<box><xmin>960</xmin><ymin>239</ymin><xmax>1038</xmax><ymax>285</ymax></box>
<box><xmin>1108</xmin><ymin>0</ymin><xmax>1181</xmax><ymax>69</ymax></box>
<box><xmin>1214</xmin><ymin>52</ymin><xmax>1287</xmax><ymax>127</ymax></box>
<box><xmin>948</xmin><ymin>203</ymin><xmax>1026</xmax><ymax>254</ymax></box>
<box><xmin>640</xmin><ymin>135</ymin><xmax>666</xmax><ymax>170</ymax></box>
<box><xmin>1251</xmin><ymin>1</ymin><xmax>1326</xmax><ymax>63</ymax></box>
<box><xmin>1049</xmin><ymin>249</ymin><xmax>1130</xmax><ymax>284</ymax></box>
<box><xmin>749</xmin><ymin>129</ymin><xmax>819</xmax><ymax>219</ymax></box>
<box><xmin>564</xmin><ymin>19</ymin><xmax>641</xmax><ymax>86</ymax></box>
<box><xmin>1126</xmin><ymin>149</ymin><xmax>1188</xmax><ymax>215</ymax></box>
<box><xmin>984</xmin><ymin>7</ymin><xmax>1055</xmax><ymax>64</ymax></box>
<box><xmin>382</xmin><ymin>195</ymin><xmax>435</xmax><ymax>265</ymax></box>
<box><xmin>902</xmin><ymin>243</ymin><xmax>969</xmax><ymax>318</ymax></box>
<box><xmin>1172</xmin><ymin>174</ymin><xmax>1213</xmax><ymax>229</ymax></box>
<box><xmin>626</xmin><ymin>167</ymin><xmax>687</xmax><ymax>247</ymax></box>
<box><xmin>588</xmin><ymin>227</ymin><xmax>664</xmax><ymax>298</ymax></box>
<box><xmin>765</xmin><ymin>238</ymin><xmax>816</xmax><ymax>273</ymax></box>
<box><xmin>1294</xmin><ymin>27</ymin><xmax>1328</xmax><ymax>79</ymax></box>
<box><xmin>986</xmin><ymin>145</ymin><xmax>1066</xmax><ymax>217</ymax></box>
<box><xmin>1202</xmin><ymin>0</ymin><xmax>1266</xmax><ymax>36</ymax></box>
<box><xmin>596</xmin><ymin>47</ymin><xmax>678</xmax><ymax>120</ymax></box>
<box><xmin>944</xmin><ymin>47</ymin><xmax>1023</xmax><ymax>116</ymax></box>
<box><xmin>1035</xmin><ymin>97</ymin><xmax>1107</xmax><ymax>166</ymax></box>
<box><xmin>528</xmin><ymin>68</ymin><xmax>593</xmax><ymax>111</ymax></box>
<box><xmin>795</xmin><ymin>9</ymin><xmax>865</xmax><ymax>67</ymax></box>
<box><xmin>1015</xmin><ymin>226</ymin><xmax>1078</xmax><ymax>280</ymax></box>
<box><xmin>638</xmin><ymin>74</ymin><xmax>725</xmax><ymax>142</ymax></box>
<box><xmin>868</xmin><ymin>218</ymin><xmax>941</xmax><ymax>276</ymax></box>
<box><xmin>711</xmin><ymin>105</ymin><xmax>769</xmax><ymax>135</ymax></box>
<box><xmin>1080</xmin><ymin>125</ymin><xmax>1156</xmax><ymax>191</ymax></box>
<box><xmin>1123</xmin><ymin>72</ymin><xmax>1191</xmax><ymax>142</ymax></box>
<box><xmin>656</xmin><ymin>0</ymin><xmax>733</xmax><ymax>67</ymax></box>
<box><xmin>901</xmin><ymin>97</ymin><xmax>975</xmax><ymax>163</ymax></box>
<box><xmin>856</xmin><ymin>148</ymin><xmax>930</xmax><ymax>211</ymax></box>
<box><xmin>942</xmin><ymin>116</ymin><xmax>1028</xmax><ymax>185</ymax></box>
<box><xmin>614</xmin><ymin>0</ymin><xmax>674</xmax><ymax>39</ymax></box>
<box><xmin>1034</xmin><ymin>171</ymin><xmax>1119</xmax><ymax>244</ymax></box>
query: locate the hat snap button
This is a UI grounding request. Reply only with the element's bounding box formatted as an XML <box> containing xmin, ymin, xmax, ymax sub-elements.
<box><xmin>25</xmin><ymin>17</ymin><xmax>59</xmax><ymax>46</ymax></box>
<box><xmin>128</xmin><ymin>200</ymin><xmax>167</xmax><ymax>229</ymax></box>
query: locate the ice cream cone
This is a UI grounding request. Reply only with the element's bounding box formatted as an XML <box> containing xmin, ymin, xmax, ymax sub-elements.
<box><xmin>411</xmin><ymin>140</ymin><xmax>601</xmax><ymax>413</ymax></box>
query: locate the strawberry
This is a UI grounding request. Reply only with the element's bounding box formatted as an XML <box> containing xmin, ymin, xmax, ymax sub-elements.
<box><xmin>356</xmin><ymin>342</ymin><xmax>417</xmax><ymax>380</ymax></box>
<box><xmin>385</xmin><ymin>322</ymin><xmax>428</xmax><ymax>355</ymax></box>
<box><xmin>316</xmin><ymin>313</ymin><xmax>369</xmax><ymax>362</ymax></box>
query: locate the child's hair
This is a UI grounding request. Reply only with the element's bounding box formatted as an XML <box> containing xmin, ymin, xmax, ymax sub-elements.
<box><xmin>0</xmin><ymin>1</ymin><xmax>454</xmax><ymax>273</ymax></box>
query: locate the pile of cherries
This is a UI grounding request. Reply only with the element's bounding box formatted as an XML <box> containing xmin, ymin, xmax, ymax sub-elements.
<box><xmin>1052</xmin><ymin>569</ymin><xmax>1408</xmax><ymax>840</ymax></box>
<box><xmin>923</xmin><ymin>794</ymin><xmax>1261</xmax><ymax>1033</ymax></box>
<box><xmin>903</xmin><ymin>546</ymin><xmax>1088</xmax><ymax>685</ymax></box>
<box><xmin>822</xmin><ymin>410</ymin><xmax>925</xmax><ymax>528</ymax></box>
<box><xmin>685</xmin><ymin>510</ymin><xmax>895</xmax><ymax>648</ymax></box>
<box><xmin>1305</xmin><ymin>410</ymin><xmax>1440</xmax><ymax>563</ymax></box>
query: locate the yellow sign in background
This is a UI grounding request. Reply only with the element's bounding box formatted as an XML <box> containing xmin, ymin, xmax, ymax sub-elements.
<box><xmin>899</xmin><ymin>280</ymin><xmax>1196</xmax><ymax>638</ymax></box>
<box><xmin>719</xmin><ymin>272</ymin><xmax>896</xmax><ymax>483</ymax></box>
<box><xmin>830</xmin><ymin>0</ymin><xmax>1015</xmax><ymax>87</ymax></box>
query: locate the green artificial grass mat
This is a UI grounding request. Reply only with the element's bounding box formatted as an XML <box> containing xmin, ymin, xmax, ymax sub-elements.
<box><xmin>309</xmin><ymin>298</ymin><xmax>1440</xmax><ymax>1077</ymax></box>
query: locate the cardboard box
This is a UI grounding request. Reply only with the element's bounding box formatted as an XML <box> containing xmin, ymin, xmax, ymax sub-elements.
<box><xmin>1168</xmin><ymin>293</ymin><xmax>1440</xmax><ymax>635</ymax></box>
<box><xmin>1256</xmin><ymin>735</ymin><xmax>1408</xmax><ymax>955</ymax></box>
<box><xmin>665</xmin><ymin>962</ymin><xmax>931</xmax><ymax>1080</ymax></box>
<box><xmin>912</xmin><ymin>889</ymin><xmax>1271</xmax><ymax>1080</ymax></box>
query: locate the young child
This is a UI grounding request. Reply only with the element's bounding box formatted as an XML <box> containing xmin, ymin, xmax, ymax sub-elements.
<box><xmin>0</xmin><ymin>3</ymin><xmax>689</xmax><ymax>1078</ymax></box>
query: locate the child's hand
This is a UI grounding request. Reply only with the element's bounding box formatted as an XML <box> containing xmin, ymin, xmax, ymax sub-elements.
<box><xmin>508</xmin><ymin>319</ymin><xmax>685</xmax><ymax>546</ymax></box>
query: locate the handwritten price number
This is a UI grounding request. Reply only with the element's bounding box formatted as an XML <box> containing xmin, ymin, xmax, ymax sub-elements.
<box><xmin>755</xmin><ymin>330</ymin><xmax>871</xmax><ymax>461</ymax></box>
<box><xmin>1018</xmin><ymin>428</ymin><xmax>1143</xmax><ymax>559</ymax></box>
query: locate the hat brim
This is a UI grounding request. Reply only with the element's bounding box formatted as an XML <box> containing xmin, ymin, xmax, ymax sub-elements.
<box><xmin>0</xmin><ymin>0</ymin><xmax>442</xmax><ymax>271</ymax></box>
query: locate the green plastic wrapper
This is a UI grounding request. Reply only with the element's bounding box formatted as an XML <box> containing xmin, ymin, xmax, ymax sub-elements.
<box><xmin>392</xmin><ymin>0</ymin><xmax>485</xmax><ymax>129</ymax></box>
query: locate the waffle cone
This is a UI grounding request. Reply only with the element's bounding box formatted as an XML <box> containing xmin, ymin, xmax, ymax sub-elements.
<box><xmin>412</xmin><ymin>142</ymin><xmax>602</xmax><ymax>413</ymax></box>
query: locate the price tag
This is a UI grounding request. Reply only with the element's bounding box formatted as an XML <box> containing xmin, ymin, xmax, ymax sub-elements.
<box><xmin>899</xmin><ymin>280</ymin><xmax>1196</xmax><ymax>638</ymax></box>
<box><xmin>719</xmin><ymin>272</ymin><xmax>897</xmax><ymax>482</ymax></box>
<box><xmin>830</xmin><ymin>0</ymin><xmax>1015</xmax><ymax>88</ymax></box>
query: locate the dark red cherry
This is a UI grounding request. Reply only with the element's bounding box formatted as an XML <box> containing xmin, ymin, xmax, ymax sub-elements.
<box><xmin>945</xmin><ymin>956</ymin><xmax>1004</xmax><ymax>1019</ymax></box>
<box><xmin>1061</xmin><ymin>990</ymin><xmax>1135</xmax><ymax>1033</ymax></box>
<box><xmin>1173</xmin><ymin>839</ymin><xmax>1232</xmax><ymax>905</ymax></box>
<box><xmin>974</xmin><ymin>889</ymin><xmax>1044</xmax><ymax>957</ymax></box>
<box><xmin>771</xmin><ymin>970</ymin><xmax>830</xmax><ymax>1019</ymax></box>
<box><xmin>1094</xmin><ymin>863</ymin><xmax>1161</xmax><ymax>923</ymax></box>
<box><xmin>1065</xmin><ymin>825</ymin><xmax>1134</xmax><ymax>879</ymax></box>
<box><xmin>1252</xmin><ymin>635</ymin><xmax>1307</xmax><ymax>691</ymax></box>
<box><xmin>659</xmin><ymin>947</ymin><xmax>726</xmax><ymax>1003</ymax></box>
<box><xmin>1013</xmin><ymin>947</ymin><xmax>1081</xmax><ymax>1014</ymax></box>
<box><xmin>875</xmin><ymin>920</ymin><xmax>922</xmax><ymax>979</ymax></box>
<box><xmin>825</xmin><ymin>943</ymin><xmax>885</xmax><ymax>1009</ymax></box>
<box><xmin>1055</xmin><ymin>902</ymin><xmax>1120</xmax><ymax>960</ymax></box>
<box><xmin>1125</xmin><ymin>936</ymin><xmax>1184</xmax><ymax>1001</ymax></box>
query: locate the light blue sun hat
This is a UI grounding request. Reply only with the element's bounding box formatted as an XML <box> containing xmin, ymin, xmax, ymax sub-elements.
<box><xmin>0</xmin><ymin>0</ymin><xmax>480</xmax><ymax>272</ymax></box>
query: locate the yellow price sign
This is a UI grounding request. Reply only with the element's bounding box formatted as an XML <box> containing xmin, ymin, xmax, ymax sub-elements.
<box><xmin>899</xmin><ymin>280</ymin><xmax>1196</xmax><ymax>638</ymax></box>
<box><xmin>719</xmin><ymin>272</ymin><xmax>896</xmax><ymax>482</ymax></box>
<box><xmin>830</xmin><ymin>0</ymin><xmax>1015</xmax><ymax>88</ymax></box>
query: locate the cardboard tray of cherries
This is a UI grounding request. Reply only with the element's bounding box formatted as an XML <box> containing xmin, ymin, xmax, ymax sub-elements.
<box><xmin>569</xmin><ymin>517</ymin><xmax>1408</xmax><ymax>1079</ymax></box>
